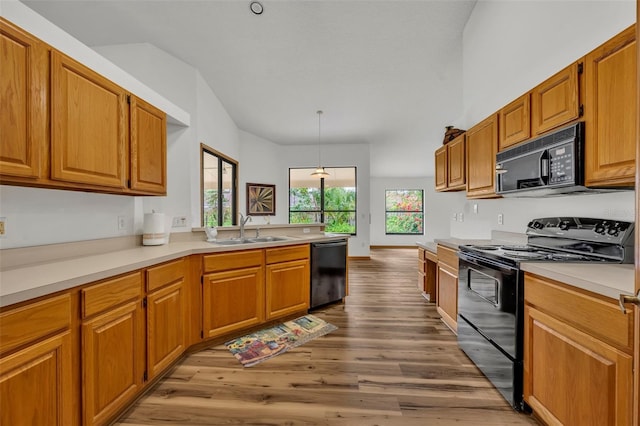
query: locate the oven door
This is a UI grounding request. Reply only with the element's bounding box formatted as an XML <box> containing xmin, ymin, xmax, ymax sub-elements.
<box><xmin>457</xmin><ymin>251</ymin><xmax>521</xmax><ymax>359</ymax></box>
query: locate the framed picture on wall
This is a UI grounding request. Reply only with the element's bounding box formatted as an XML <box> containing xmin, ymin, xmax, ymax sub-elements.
<box><xmin>246</xmin><ymin>183</ymin><xmax>276</xmax><ymax>216</ymax></box>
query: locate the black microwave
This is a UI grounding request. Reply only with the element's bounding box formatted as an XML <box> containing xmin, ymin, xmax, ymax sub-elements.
<box><xmin>495</xmin><ymin>122</ymin><xmax>589</xmax><ymax>197</ymax></box>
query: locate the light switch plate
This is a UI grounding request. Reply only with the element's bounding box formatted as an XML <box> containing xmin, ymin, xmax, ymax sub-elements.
<box><xmin>498</xmin><ymin>213</ymin><xmax>504</xmax><ymax>225</ymax></box>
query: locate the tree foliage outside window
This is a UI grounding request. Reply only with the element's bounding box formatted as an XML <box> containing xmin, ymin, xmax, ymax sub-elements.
<box><xmin>289</xmin><ymin>167</ymin><xmax>357</xmax><ymax>235</ymax></box>
<box><xmin>385</xmin><ymin>189</ymin><xmax>424</xmax><ymax>235</ymax></box>
<box><xmin>202</xmin><ymin>144</ymin><xmax>237</xmax><ymax>227</ymax></box>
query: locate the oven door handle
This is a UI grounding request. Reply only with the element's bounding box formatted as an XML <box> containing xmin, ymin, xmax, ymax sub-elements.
<box><xmin>458</xmin><ymin>251</ymin><xmax>519</xmax><ymax>273</ymax></box>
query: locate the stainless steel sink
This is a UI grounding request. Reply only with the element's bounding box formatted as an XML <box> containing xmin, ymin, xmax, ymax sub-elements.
<box><xmin>209</xmin><ymin>238</ymin><xmax>254</xmax><ymax>245</ymax></box>
<box><xmin>247</xmin><ymin>236</ymin><xmax>288</xmax><ymax>243</ymax></box>
<box><xmin>209</xmin><ymin>236</ymin><xmax>289</xmax><ymax>245</ymax></box>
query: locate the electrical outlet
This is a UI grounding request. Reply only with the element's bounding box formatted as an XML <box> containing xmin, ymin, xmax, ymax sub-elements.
<box><xmin>117</xmin><ymin>216</ymin><xmax>126</xmax><ymax>230</ymax></box>
<box><xmin>452</xmin><ymin>212</ymin><xmax>457</xmax><ymax>221</ymax></box>
<box><xmin>459</xmin><ymin>212</ymin><xmax>464</xmax><ymax>222</ymax></box>
<box><xmin>0</xmin><ymin>217</ymin><xmax>5</xmax><ymax>237</ymax></box>
<box><xmin>498</xmin><ymin>213</ymin><xmax>504</xmax><ymax>225</ymax></box>
<box><xmin>473</xmin><ymin>203</ymin><xmax>478</xmax><ymax>214</ymax></box>
<box><xmin>172</xmin><ymin>216</ymin><xmax>187</xmax><ymax>228</ymax></box>
<box><xmin>303</xmin><ymin>228</ymin><xmax>310</xmax><ymax>233</ymax></box>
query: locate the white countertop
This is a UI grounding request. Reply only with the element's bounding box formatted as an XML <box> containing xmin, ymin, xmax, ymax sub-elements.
<box><xmin>0</xmin><ymin>234</ymin><xmax>345</xmax><ymax>308</ymax></box>
<box><xmin>520</xmin><ymin>262</ymin><xmax>635</xmax><ymax>299</ymax></box>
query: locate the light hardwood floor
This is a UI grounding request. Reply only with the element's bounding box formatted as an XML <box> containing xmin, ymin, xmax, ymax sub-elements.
<box><xmin>116</xmin><ymin>248</ymin><xmax>539</xmax><ymax>425</ymax></box>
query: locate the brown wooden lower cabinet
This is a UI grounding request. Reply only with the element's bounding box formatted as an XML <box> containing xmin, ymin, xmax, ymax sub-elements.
<box><xmin>0</xmin><ymin>331</ymin><xmax>74</xmax><ymax>426</ymax></box>
<box><xmin>201</xmin><ymin>249</ymin><xmax>265</xmax><ymax>339</ymax></box>
<box><xmin>203</xmin><ymin>265</ymin><xmax>265</xmax><ymax>338</ymax></box>
<box><xmin>524</xmin><ymin>273</ymin><xmax>634</xmax><ymax>425</ymax></box>
<box><xmin>0</xmin><ymin>245</ymin><xmax>316</xmax><ymax>425</ymax></box>
<box><xmin>417</xmin><ymin>247</ymin><xmax>437</xmax><ymax>302</ymax></box>
<box><xmin>146</xmin><ymin>281</ymin><xmax>185</xmax><ymax>378</ymax></box>
<box><xmin>145</xmin><ymin>259</ymin><xmax>186</xmax><ymax>380</ymax></box>
<box><xmin>436</xmin><ymin>244</ymin><xmax>458</xmax><ymax>332</ymax></box>
<box><xmin>0</xmin><ymin>294</ymin><xmax>75</xmax><ymax>426</ymax></box>
<box><xmin>265</xmin><ymin>245</ymin><xmax>310</xmax><ymax>320</ymax></box>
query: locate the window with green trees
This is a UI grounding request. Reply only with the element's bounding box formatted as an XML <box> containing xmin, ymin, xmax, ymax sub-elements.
<box><xmin>385</xmin><ymin>189</ymin><xmax>423</xmax><ymax>235</ymax></box>
<box><xmin>201</xmin><ymin>144</ymin><xmax>237</xmax><ymax>227</ymax></box>
<box><xmin>289</xmin><ymin>167</ymin><xmax>357</xmax><ymax>235</ymax></box>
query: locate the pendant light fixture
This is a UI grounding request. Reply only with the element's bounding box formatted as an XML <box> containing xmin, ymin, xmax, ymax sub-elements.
<box><xmin>311</xmin><ymin>110</ymin><xmax>330</xmax><ymax>178</ymax></box>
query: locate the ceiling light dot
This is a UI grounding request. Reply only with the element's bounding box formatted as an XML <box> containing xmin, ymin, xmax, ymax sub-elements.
<box><xmin>250</xmin><ymin>2</ymin><xmax>263</xmax><ymax>15</ymax></box>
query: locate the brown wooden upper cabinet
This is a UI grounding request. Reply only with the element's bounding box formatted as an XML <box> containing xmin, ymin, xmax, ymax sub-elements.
<box><xmin>129</xmin><ymin>96</ymin><xmax>167</xmax><ymax>194</ymax></box>
<box><xmin>584</xmin><ymin>24</ymin><xmax>636</xmax><ymax>187</ymax></box>
<box><xmin>435</xmin><ymin>133</ymin><xmax>466</xmax><ymax>192</ymax></box>
<box><xmin>434</xmin><ymin>145</ymin><xmax>447</xmax><ymax>191</ymax></box>
<box><xmin>531</xmin><ymin>61</ymin><xmax>581</xmax><ymax>136</ymax></box>
<box><xmin>499</xmin><ymin>93</ymin><xmax>531</xmax><ymax>151</ymax></box>
<box><xmin>51</xmin><ymin>51</ymin><xmax>129</xmax><ymax>189</ymax></box>
<box><xmin>466</xmin><ymin>113</ymin><xmax>499</xmax><ymax>199</ymax></box>
<box><xmin>0</xmin><ymin>19</ymin><xmax>48</xmax><ymax>180</ymax></box>
<box><xmin>0</xmin><ymin>19</ymin><xmax>167</xmax><ymax>196</ymax></box>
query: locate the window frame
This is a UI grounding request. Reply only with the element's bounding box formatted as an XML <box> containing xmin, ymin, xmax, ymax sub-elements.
<box><xmin>288</xmin><ymin>166</ymin><xmax>357</xmax><ymax>235</ymax></box>
<box><xmin>384</xmin><ymin>189</ymin><xmax>424</xmax><ymax>235</ymax></box>
<box><xmin>200</xmin><ymin>143</ymin><xmax>238</xmax><ymax>227</ymax></box>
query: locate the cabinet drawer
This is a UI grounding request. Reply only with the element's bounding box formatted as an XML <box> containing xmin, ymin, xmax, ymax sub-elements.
<box><xmin>0</xmin><ymin>294</ymin><xmax>71</xmax><ymax>354</ymax></box>
<box><xmin>265</xmin><ymin>244</ymin><xmax>310</xmax><ymax>264</ymax></box>
<box><xmin>418</xmin><ymin>247</ymin><xmax>426</xmax><ymax>261</ymax></box>
<box><xmin>524</xmin><ymin>273</ymin><xmax>633</xmax><ymax>352</ymax></box>
<box><xmin>82</xmin><ymin>272</ymin><xmax>142</xmax><ymax>318</ymax></box>
<box><xmin>146</xmin><ymin>258</ymin><xmax>185</xmax><ymax>292</ymax></box>
<box><xmin>436</xmin><ymin>245</ymin><xmax>458</xmax><ymax>271</ymax></box>
<box><xmin>203</xmin><ymin>249</ymin><xmax>263</xmax><ymax>273</ymax></box>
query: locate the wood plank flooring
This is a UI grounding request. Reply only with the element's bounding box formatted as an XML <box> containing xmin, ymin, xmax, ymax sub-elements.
<box><xmin>116</xmin><ymin>248</ymin><xmax>539</xmax><ymax>425</ymax></box>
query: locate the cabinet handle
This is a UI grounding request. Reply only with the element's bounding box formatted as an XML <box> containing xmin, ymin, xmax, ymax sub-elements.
<box><xmin>618</xmin><ymin>290</ymin><xmax>640</xmax><ymax>314</ymax></box>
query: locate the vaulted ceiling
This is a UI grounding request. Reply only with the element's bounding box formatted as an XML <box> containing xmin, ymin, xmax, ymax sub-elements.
<box><xmin>22</xmin><ymin>0</ymin><xmax>477</xmax><ymax>177</ymax></box>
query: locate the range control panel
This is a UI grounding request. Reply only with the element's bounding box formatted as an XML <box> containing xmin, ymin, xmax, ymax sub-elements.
<box><xmin>526</xmin><ymin>217</ymin><xmax>634</xmax><ymax>244</ymax></box>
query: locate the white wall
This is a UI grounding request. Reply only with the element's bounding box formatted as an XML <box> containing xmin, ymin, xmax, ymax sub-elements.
<box><xmin>448</xmin><ymin>0</ymin><xmax>637</xmax><ymax>239</ymax></box>
<box><xmin>238</xmin><ymin>130</ymin><xmax>289</xmax><ymax>225</ymax></box>
<box><xmin>462</xmin><ymin>0</ymin><xmax>635</xmax><ymax>126</ymax></box>
<box><xmin>370</xmin><ymin>177</ymin><xmax>465</xmax><ymax>245</ymax></box>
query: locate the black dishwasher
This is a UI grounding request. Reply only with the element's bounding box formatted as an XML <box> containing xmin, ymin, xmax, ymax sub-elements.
<box><xmin>310</xmin><ymin>239</ymin><xmax>348</xmax><ymax>309</ymax></box>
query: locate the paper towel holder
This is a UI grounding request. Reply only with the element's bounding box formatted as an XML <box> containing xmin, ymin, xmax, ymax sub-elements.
<box><xmin>143</xmin><ymin>211</ymin><xmax>166</xmax><ymax>246</ymax></box>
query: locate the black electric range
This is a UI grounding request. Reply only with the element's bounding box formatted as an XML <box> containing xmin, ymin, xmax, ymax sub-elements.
<box><xmin>456</xmin><ymin>217</ymin><xmax>634</xmax><ymax>411</ymax></box>
<box><xmin>459</xmin><ymin>216</ymin><xmax>634</xmax><ymax>267</ymax></box>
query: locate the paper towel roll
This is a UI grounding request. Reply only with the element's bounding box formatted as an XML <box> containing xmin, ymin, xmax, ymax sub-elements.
<box><xmin>143</xmin><ymin>212</ymin><xmax>166</xmax><ymax>246</ymax></box>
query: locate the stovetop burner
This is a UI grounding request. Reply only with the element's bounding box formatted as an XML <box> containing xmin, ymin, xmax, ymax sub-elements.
<box><xmin>460</xmin><ymin>217</ymin><xmax>634</xmax><ymax>266</ymax></box>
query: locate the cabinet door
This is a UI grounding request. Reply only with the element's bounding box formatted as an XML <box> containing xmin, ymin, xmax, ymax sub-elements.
<box><xmin>203</xmin><ymin>266</ymin><xmax>264</xmax><ymax>338</ymax></box>
<box><xmin>466</xmin><ymin>113</ymin><xmax>499</xmax><ymax>199</ymax></box>
<box><xmin>584</xmin><ymin>25</ymin><xmax>636</xmax><ymax>187</ymax></box>
<box><xmin>447</xmin><ymin>134</ymin><xmax>466</xmax><ymax>190</ymax></box>
<box><xmin>147</xmin><ymin>281</ymin><xmax>185</xmax><ymax>379</ymax></box>
<box><xmin>531</xmin><ymin>62</ymin><xmax>580</xmax><ymax>135</ymax></box>
<box><xmin>417</xmin><ymin>248</ymin><xmax>427</xmax><ymax>292</ymax></box>
<box><xmin>436</xmin><ymin>264</ymin><xmax>458</xmax><ymax>333</ymax></box>
<box><xmin>130</xmin><ymin>96</ymin><xmax>167</xmax><ymax>194</ymax></box>
<box><xmin>434</xmin><ymin>145</ymin><xmax>447</xmax><ymax>191</ymax></box>
<box><xmin>0</xmin><ymin>331</ymin><xmax>73</xmax><ymax>426</ymax></box>
<box><xmin>82</xmin><ymin>301</ymin><xmax>144</xmax><ymax>426</ymax></box>
<box><xmin>266</xmin><ymin>258</ymin><xmax>310</xmax><ymax>320</ymax></box>
<box><xmin>499</xmin><ymin>93</ymin><xmax>531</xmax><ymax>151</ymax></box>
<box><xmin>51</xmin><ymin>50</ymin><xmax>127</xmax><ymax>189</ymax></box>
<box><xmin>0</xmin><ymin>19</ymin><xmax>47</xmax><ymax>179</ymax></box>
<box><xmin>524</xmin><ymin>305</ymin><xmax>633</xmax><ymax>425</ymax></box>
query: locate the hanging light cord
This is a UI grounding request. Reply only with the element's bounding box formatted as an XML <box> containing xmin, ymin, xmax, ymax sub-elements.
<box><xmin>317</xmin><ymin>110</ymin><xmax>323</xmax><ymax>168</ymax></box>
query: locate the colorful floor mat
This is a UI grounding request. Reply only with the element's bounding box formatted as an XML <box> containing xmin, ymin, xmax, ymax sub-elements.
<box><xmin>224</xmin><ymin>314</ymin><xmax>337</xmax><ymax>367</ymax></box>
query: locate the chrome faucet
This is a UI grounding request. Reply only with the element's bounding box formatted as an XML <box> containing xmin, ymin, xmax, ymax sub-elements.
<box><xmin>239</xmin><ymin>213</ymin><xmax>252</xmax><ymax>238</ymax></box>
